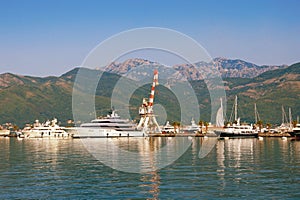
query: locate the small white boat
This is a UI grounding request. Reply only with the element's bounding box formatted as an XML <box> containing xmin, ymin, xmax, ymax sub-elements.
<box><xmin>161</xmin><ymin>121</ymin><xmax>175</xmax><ymax>134</ymax></box>
<box><xmin>182</xmin><ymin>118</ymin><xmax>200</xmax><ymax>133</ymax></box>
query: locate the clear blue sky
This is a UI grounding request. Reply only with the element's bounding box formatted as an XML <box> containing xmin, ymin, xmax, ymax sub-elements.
<box><xmin>0</xmin><ymin>0</ymin><xmax>299</xmax><ymax>76</ymax></box>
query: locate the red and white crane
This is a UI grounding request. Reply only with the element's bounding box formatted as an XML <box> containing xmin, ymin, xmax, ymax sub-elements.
<box><xmin>137</xmin><ymin>69</ymin><xmax>161</xmax><ymax>132</ymax></box>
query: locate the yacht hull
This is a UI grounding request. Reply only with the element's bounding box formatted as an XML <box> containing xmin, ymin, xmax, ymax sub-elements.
<box><xmin>0</xmin><ymin>130</ymin><xmax>10</xmax><ymax>137</ymax></box>
<box><xmin>216</xmin><ymin>131</ymin><xmax>258</xmax><ymax>138</ymax></box>
<box><xmin>289</xmin><ymin>131</ymin><xmax>300</xmax><ymax>138</ymax></box>
<box><xmin>23</xmin><ymin>130</ymin><xmax>70</xmax><ymax>138</ymax></box>
<box><xmin>71</xmin><ymin>128</ymin><xmax>146</xmax><ymax>138</ymax></box>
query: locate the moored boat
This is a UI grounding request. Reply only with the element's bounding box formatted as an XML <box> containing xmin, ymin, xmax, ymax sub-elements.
<box><xmin>161</xmin><ymin>121</ymin><xmax>175</xmax><ymax>134</ymax></box>
<box><xmin>71</xmin><ymin>109</ymin><xmax>146</xmax><ymax>138</ymax></box>
<box><xmin>22</xmin><ymin>118</ymin><xmax>70</xmax><ymax>138</ymax></box>
<box><xmin>182</xmin><ymin>118</ymin><xmax>200</xmax><ymax>134</ymax></box>
<box><xmin>289</xmin><ymin>123</ymin><xmax>300</xmax><ymax>138</ymax></box>
<box><xmin>216</xmin><ymin>122</ymin><xmax>258</xmax><ymax>138</ymax></box>
<box><xmin>215</xmin><ymin>96</ymin><xmax>258</xmax><ymax>138</ymax></box>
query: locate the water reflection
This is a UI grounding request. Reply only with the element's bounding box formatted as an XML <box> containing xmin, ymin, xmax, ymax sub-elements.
<box><xmin>226</xmin><ymin>139</ymin><xmax>255</xmax><ymax>169</ymax></box>
<box><xmin>81</xmin><ymin>137</ymin><xmax>192</xmax><ymax>173</ymax></box>
<box><xmin>216</xmin><ymin>139</ymin><xmax>256</xmax><ymax>184</ymax></box>
<box><xmin>216</xmin><ymin>140</ymin><xmax>225</xmax><ymax>190</ymax></box>
<box><xmin>140</xmin><ymin>170</ymin><xmax>161</xmax><ymax>200</ymax></box>
<box><xmin>1</xmin><ymin>137</ymin><xmax>300</xmax><ymax>199</ymax></box>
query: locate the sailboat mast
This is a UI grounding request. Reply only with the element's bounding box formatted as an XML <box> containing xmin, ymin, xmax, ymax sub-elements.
<box><xmin>254</xmin><ymin>103</ymin><xmax>257</xmax><ymax>124</ymax></box>
<box><xmin>289</xmin><ymin>107</ymin><xmax>292</xmax><ymax>129</ymax></box>
<box><xmin>282</xmin><ymin>105</ymin><xmax>284</xmax><ymax>125</ymax></box>
<box><xmin>234</xmin><ymin>96</ymin><xmax>238</xmax><ymax>121</ymax></box>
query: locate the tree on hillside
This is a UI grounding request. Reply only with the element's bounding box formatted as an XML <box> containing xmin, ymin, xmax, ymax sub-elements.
<box><xmin>292</xmin><ymin>120</ymin><xmax>297</xmax><ymax>128</ymax></box>
<box><xmin>256</xmin><ymin>120</ymin><xmax>263</xmax><ymax>133</ymax></box>
<box><xmin>204</xmin><ymin>121</ymin><xmax>209</xmax><ymax>134</ymax></box>
<box><xmin>198</xmin><ymin>120</ymin><xmax>204</xmax><ymax>134</ymax></box>
<box><xmin>266</xmin><ymin>123</ymin><xmax>271</xmax><ymax>132</ymax></box>
<box><xmin>172</xmin><ymin>121</ymin><xmax>180</xmax><ymax>134</ymax></box>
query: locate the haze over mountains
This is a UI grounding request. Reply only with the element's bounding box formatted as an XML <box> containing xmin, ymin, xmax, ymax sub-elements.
<box><xmin>0</xmin><ymin>58</ymin><xmax>298</xmax><ymax>127</ymax></box>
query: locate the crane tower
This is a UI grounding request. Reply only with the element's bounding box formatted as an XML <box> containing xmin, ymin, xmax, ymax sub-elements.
<box><xmin>137</xmin><ymin>69</ymin><xmax>161</xmax><ymax>133</ymax></box>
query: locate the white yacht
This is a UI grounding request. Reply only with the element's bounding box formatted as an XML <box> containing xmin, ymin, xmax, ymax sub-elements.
<box><xmin>215</xmin><ymin>96</ymin><xmax>258</xmax><ymax>138</ymax></box>
<box><xmin>216</xmin><ymin>120</ymin><xmax>258</xmax><ymax>138</ymax></box>
<box><xmin>182</xmin><ymin>118</ymin><xmax>200</xmax><ymax>133</ymax></box>
<box><xmin>22</xmin><ymin>118</ymin><xmax>70</xmax><ymax>138</ymax></box>
<box><xmin>71</xmin><ymin>109</ymin><xmax>146</xmax><ymax>138</ymax></box>
<box><xmin>289</xmin><ymin>123</ymin><xmax>300</xmax><ymax>138</ymax></box>
<box><xmin>161</xmin><ymin>121</ymin><xmax>175</xmax><ymax>134</ymax></box>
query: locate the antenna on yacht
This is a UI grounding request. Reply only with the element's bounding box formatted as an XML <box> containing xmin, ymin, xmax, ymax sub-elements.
<box><xmin>137</xmin><ymin>69</ymin><xmax>161</xmax><ymax>133</ymax></box>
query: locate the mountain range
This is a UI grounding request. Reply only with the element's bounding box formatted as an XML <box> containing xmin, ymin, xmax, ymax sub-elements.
<box><xmin>0</xmin><ymin>58</ymin><xmax>299</xmax><ymax>128</ymax></box>
<box><xmin>104</xmin><ymin>58</ymin><xmax>288</xmax><ymax>80</ymax></box>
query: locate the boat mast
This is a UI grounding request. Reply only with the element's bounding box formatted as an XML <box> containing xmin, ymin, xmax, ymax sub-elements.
<box><xmin>254</xmin><ymin>103</ymin><xmax>257</xmax><ymax>124</ymax></box>
<box><xmin>281</xmin><ymin>105</ymin><xmax>289</xmax><ymax>126</ymax></box>
<box><xmin>234</xmin><ymin>96</ymin><xmax>238</xmax><ymax>121</ymax></box>
<box><xmin>282</xmin><ymin>105</ymin><xmax>285</xmax><ymax>125</ymax></box>
<box><xmin>254</xmin><ymin>103</ymin><xmax>260</xmax><ymax>124</ymax></box>
<box><xmin>289</xmin><ymin>107</ymin><xmax>292</xmax><ymax>130</ymax></box>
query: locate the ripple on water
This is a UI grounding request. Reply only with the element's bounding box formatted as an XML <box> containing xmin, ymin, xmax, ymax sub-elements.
<box><xmin>0</xmin><ymin>138</ymin><xmax>300</xmax><ymax>199</ymax></box>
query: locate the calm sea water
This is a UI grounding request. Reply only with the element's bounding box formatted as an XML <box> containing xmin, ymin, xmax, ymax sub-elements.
<box><xmin>0</xmin><ymin>137</ymin><xmax>299</xmax><ymax>199</ymax></box>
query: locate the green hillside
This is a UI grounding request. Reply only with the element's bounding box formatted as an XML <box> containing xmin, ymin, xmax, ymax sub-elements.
<box><xmin>0</xmin><ymin>63</ymin><xmax>299</xmax><ymax>128</ymax></box>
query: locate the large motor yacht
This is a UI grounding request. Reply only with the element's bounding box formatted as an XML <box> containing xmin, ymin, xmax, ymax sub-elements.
<box><xmin>71</xmin><ymin>109</ymin><xmax>146</xmax><ymax>138</ymax></box>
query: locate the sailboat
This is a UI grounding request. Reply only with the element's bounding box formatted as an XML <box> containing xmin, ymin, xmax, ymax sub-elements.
<box><xmin>275</xmin><ymin>106</ymin><xmax>293</xmax><ymax>133</ymax></box>
<box><xmin>215</xmin><ymin>96</ymin><xmax>258</xmax><ymax>138</ymax></box>
<box><xmin>216</xmin><ymin>98</ymin><xmax>225</xmax><ymax>127</ymax></box>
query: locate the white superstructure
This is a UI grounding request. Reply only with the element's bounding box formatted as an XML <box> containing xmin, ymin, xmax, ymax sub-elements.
<box><xmin>22</xmin><ymin>118</ymin><xmax>69</xmax><ymax>138</ymax></box>
<box><xmin>182</xmin><ymin>118</ymin><xmax>200</xmax><ymax>133</ymax></box>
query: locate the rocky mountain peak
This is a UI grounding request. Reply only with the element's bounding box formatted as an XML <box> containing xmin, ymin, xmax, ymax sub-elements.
<box><xmin>0</xmin><ymin>73</ymin><xmax>24</xmax><ymax>88</ymax></box>
<box><xmin>104</xmin><ymin>58</ymin><xmax>160</xmax><ymax>74</ymax></box>
<box><xmin>101</xmin><ymin>57</ymin><xmax>288</xmax><ymax>80</ymax></box>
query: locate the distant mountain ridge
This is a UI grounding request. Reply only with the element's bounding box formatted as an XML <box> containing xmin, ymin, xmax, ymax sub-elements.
<box><xmin>207</xmin><ymin>58</ymin><xmax>287</xmax><ymax>78</ymax></box>
<box><xmin>104</xmin><ymin>57</ymin><xmax>288</xmax><ymax>80</ymax></box>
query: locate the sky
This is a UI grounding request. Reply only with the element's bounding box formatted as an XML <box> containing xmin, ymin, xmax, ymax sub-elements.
<box><xmin>0</xmin><ymin>0</ymin><xmax>299</xmax><ymax>77</ymax></box>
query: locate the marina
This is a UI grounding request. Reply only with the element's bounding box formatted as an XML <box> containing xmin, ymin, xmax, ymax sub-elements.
<box><xmin>1</xmin><ymin>70</ymin><xmax>298</xmax><ymax>140</ymax></box>
<box><xmin>1</xmin><ymin>1</ymin><xmax>299</xmax><ymax>199</ymax></box>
